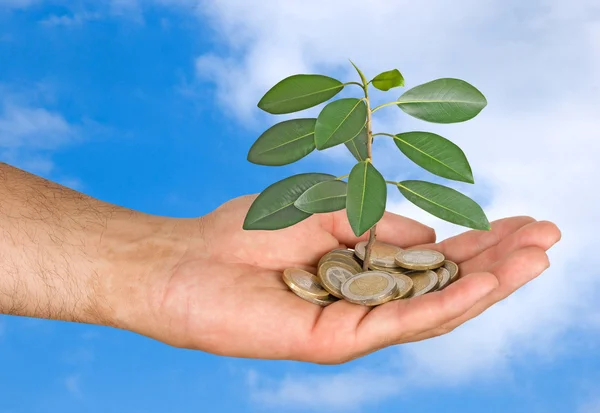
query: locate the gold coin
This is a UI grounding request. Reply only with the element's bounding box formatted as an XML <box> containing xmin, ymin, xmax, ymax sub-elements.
<box><xmin>443</xmin><ymin>260</ymin><xmax>460</xmax><ymax>282</ymax></box>
<box><xmin>321</xmin><ymin>253</ymin><xmax>363</xmax><ymax>273</ymax></box>
<box><xmin>319</xmin><ymin>250</ymin><xmax>363</xmax><ymax>270</ymax></box>
<box><xmin>332</xmin><ymin>248</ymin><xmax>355</xmax><ymax>257</ymax></box>
<box><xmin>395</xmin><ymin>249</ymin><xmax>445</xmax><ymax>270</ymax></box>
<box><xmin>368</xmin><ymin>264</ymin><xmax>407</xmax><ymax>274</ymax></box>
<box><xmin>435</xmin><ymin>267</ymin><xmax>451</xmax><ymax>290</ymax></box>
<box><xmin>391</xmin><ymin>273</ymin><xmax>414</xmax><ymax>299</ymax></box>
<box><xmin>347</xmin><ymin>249</ymin><xmax>364</xmax><ymax>263</ymax></box>
<box><xmin>340</xmin><ymin>271</ymin><xmax>398</xmax><ymax>306</ymax></box>
<box><xmin>318</xmin><ymin>250</ymin><xmax>340</xmax><ymax>268</ymax></box>
<box><xmin>282</xmin><ymin>268</ymin><xmax>329</xmax><ymax>299</ymax></box>
<box><xmin>319</xmin><ymin>248</ymin><xmax>355</xmax><ymax>263</ymax></box>
<box><xmin>290</xmin><ymin>288</ymin><xmax>339</xmax><ymax>307</ymax></box>
<box><xmin>405</xmin><ymin>270</ymin><xmax>439</xmax><ymax>297</ymax></box>
<box><xmin>354</xmin><ymin>240</ymin><xmax>404</xmax><ymax>268</ymax></box>
<box><xmin>318</xmin><ymin>260</ymin><xmax>360</xmax><ymax>299</ymax></box>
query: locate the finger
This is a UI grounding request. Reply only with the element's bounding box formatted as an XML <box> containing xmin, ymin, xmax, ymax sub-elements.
<box><xmin>353</xmin><ymin>271</ymin><xmax>499</xmax><ymax>353</ymax></box>
<box><xmin>415</xmin><ymin>216</ymin><xmax>536</xmax><ymax>263</ymax></box>
<box><xmin>409</xmin><ymin>245</ymin><xmax>551</xmax><ymax>342</ymax></box>
<box><xmin>301</xmin><ymin>298</ymin><xmax>373</xmax><ymax>364</ymax></box>
<box><xmin>328</xmin><ymin>209</ymin><xmax>436</xmax><ymax>248</ymax></box>
<box><xmin>460</xmin><ymin>220</ymin><xmax>561</xmax><ymax>275</ymax></box>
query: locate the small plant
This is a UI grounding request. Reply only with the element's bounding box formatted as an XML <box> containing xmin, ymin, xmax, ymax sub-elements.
<box><xmin>243</xmin><ymin>60</ymin><xmax>490</xmax><ymax>270</ymax></box>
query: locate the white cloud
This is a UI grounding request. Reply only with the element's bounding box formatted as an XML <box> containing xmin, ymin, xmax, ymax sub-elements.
<box><xmin>0</xmin><ymin>83</ymin><xmax>98</xmax><ymax>181</ymax></box>
<box><xmin>0</xmin><ymin>101</ymin><xmax>78</xmax><ymax>174</ymax></box>
<box><xmin>65</xmin><ymin>374</ymin><xmax>82</xmax><ymax>398</ymax></box>
<box><xmin>108</xmin><ymin>0</ymin><xmax>144</xmax><ymax>23</ymax></box>
<box><xmin>0</xmin><ymin>0</ymin><xmax>40</xmax><ymax>9</ymax></box>
<box><xmin>0</xmin><ymin>84</ymin><xmax>104</xmax><ymax>189</ymax></box>
<box><xmin>582</xmin><ymin>403</ymin><xmax>600</xmax><ymax>413</ymax></box>
<box><xmin>183</xmin><ymin>0</ymin><xmax>600</xmax><ymax>409</ymax></box>
<box><xmin>580</xmin><ymin>394</ymin><xmax>600</xmax><ymax>413</ymax></box>
<box><xmin>0</xmin><ymin>104</ymin><xmax>74</xmax><ymax>149</ymax></box>
<box><xmin>63</xmin><ymin>347</ymin><xmax>95</xmax><ymax>364</ymax></box>
<box><xmin>3</xmin><ymin>0</ymin><xmax>144</xmax><ymax>23</ymax></box>
<box><xmin>248</xmin><ymin>369</ymin><xmax>399</xmax><ymax>411</ymax></box>
<box><xmin>57</xmin><ymin>176</ymin><xmax>84</xmax><ymax>190</ymax></box>
<box><xmin>40</xmin><ymin>12</ymin><xmax>102</xmax><ymax>27</ymax></box>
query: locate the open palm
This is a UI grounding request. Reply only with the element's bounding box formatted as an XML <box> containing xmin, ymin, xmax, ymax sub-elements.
<box><xmin>151</xmin><ymin>195</ymin><xmax>560</xmax><ymax>364</ymax></box>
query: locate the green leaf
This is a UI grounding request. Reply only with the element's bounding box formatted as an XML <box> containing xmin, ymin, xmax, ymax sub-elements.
<box><xmin>396</xmin><ymin>78</ymin><xmax>487</xmax><ymax>123</ymax></box>
<box><xmin>345</xmin><ymin>126</ymin><xmax>368</xmax><ymax>162</ymax></box>
<box><xmin>247</xmin><ymin>118</ymin><xmax>317</xmax><ymax>166</ymax></box>
<box><xmin>393</xmin><ymin>132</ymin><xmax>474</xmax><ymax>183</ymax></box>
<box><xmin>371</xmin><ymin>69</ymin><xmax>405</xmax><ymax>91</ymax></box>
<box><xmin>349</xmin><ymin>60</ymin><xmax>368</xmax><ymax>85</ymax></box>
<box><xmin>257</xmin><ymin>74</ymin><xmax>344</xmax><ymax>114</ymax></box>
<box><xmin>396</xmin><ymin>180</ymin><xmax>490</xmax><ymax>230</ymax></box>
<box><xmin>243</xmin><ymin>173</ymin><xmax>335</xmax><ymax>230</ymax></box>
<box><xmin>346</xmin><ymin>161</ymin><xmax>387</xmax><ymax>236</ymax></box>
<box><xmin>315</xmin><ymin>98</ymin><xmax>367</xmax><ymax>150</ymax></box>
<box><xmin>294</xmin><ymin>180</ymin><xmax>347</xmax><ymax>213</ymax></box>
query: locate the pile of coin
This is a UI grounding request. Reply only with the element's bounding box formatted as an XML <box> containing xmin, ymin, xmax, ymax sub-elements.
<box><xmin>282</xmin><ymin>241</ymin><xmax>459</xmax><ymax>307</ymax></box>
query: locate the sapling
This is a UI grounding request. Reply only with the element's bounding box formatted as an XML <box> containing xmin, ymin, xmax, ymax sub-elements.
<box><xmin>243</xmin><ymin>60</ymin><xmax>490</xmax><ymax>271</ymax></box>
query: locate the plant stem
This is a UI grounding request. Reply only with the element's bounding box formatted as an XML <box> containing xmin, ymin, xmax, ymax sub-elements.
<box><xmin>344</xmin><ymin>81</ymin><xmax>365</xmax><ymax>88</ymax></box>
<box><xmin>372</xmin><ymin>132</ymin><xmax>396</xmax><ymax>139</ymax></box>
<box><xmin>361</xmin><ymin>78</ymin><xmax>377</xmax><ymax>271</ymax></box>
<box><xmin>365</xmin><ymin>89</ymin><xmax>373</xmax><ymax>161</ymax></box>
<box><xmin>371</xmin><ymin>100</ymin><xmax>403</xmax><ymax>113</ymax></box>
<box><xmin>336</xmin><ymin>174</ymin><xmax>350</xmax><ymax>180</ymax></box>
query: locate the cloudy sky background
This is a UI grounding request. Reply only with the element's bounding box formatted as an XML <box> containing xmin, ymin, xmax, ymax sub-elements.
<box><xmin>1</xmin><ymin>1</ymin><xmax>599</xmax><ymax>412</ymax></box>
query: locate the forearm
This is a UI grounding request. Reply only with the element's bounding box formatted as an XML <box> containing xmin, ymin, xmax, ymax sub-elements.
<box><xmin>0</xmin><ymin>163</ymin><xmax>189</xmax><ymax>330</ymax></box>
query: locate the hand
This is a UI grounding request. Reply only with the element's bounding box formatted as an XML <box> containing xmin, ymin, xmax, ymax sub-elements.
<box><xmin>135</xmin><ymin>195</ymin><xmax>561</xmax><ymax>364</ymax></box>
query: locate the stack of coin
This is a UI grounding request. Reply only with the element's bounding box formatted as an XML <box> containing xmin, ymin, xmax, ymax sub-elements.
<box><xmin>282</xmin><ymin>241</ymin><xmax>460</xmax><ymax>307</ymax></box>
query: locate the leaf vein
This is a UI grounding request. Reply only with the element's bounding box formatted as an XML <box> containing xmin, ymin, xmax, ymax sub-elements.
<box><xmin>398</xmin><ymin>183</ymin><xmax>478</xmax><ymax>225</ymax></box>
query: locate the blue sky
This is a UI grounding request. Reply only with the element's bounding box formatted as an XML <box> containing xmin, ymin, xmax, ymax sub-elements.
<box><xmin>0</xmin><ymin>3</ymin><xmax>268</xmax><ymax>217</ymax></box>
<box><xmin>1</xmin><ymin>1</ymin><xmax>600</xmax><ymax>412</ymax></box>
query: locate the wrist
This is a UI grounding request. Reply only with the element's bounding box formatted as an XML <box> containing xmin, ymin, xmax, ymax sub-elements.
<box><xmin>95</xmin><ymin>212</ymin><xmax>199</xmax><ymax>335</ymax></box>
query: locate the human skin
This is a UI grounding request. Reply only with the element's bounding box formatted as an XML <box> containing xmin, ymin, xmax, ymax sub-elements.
<box><xmin>0</xmin><ymin>162</ymin><xmax>561</xmax><ymax>364</ymax></box>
